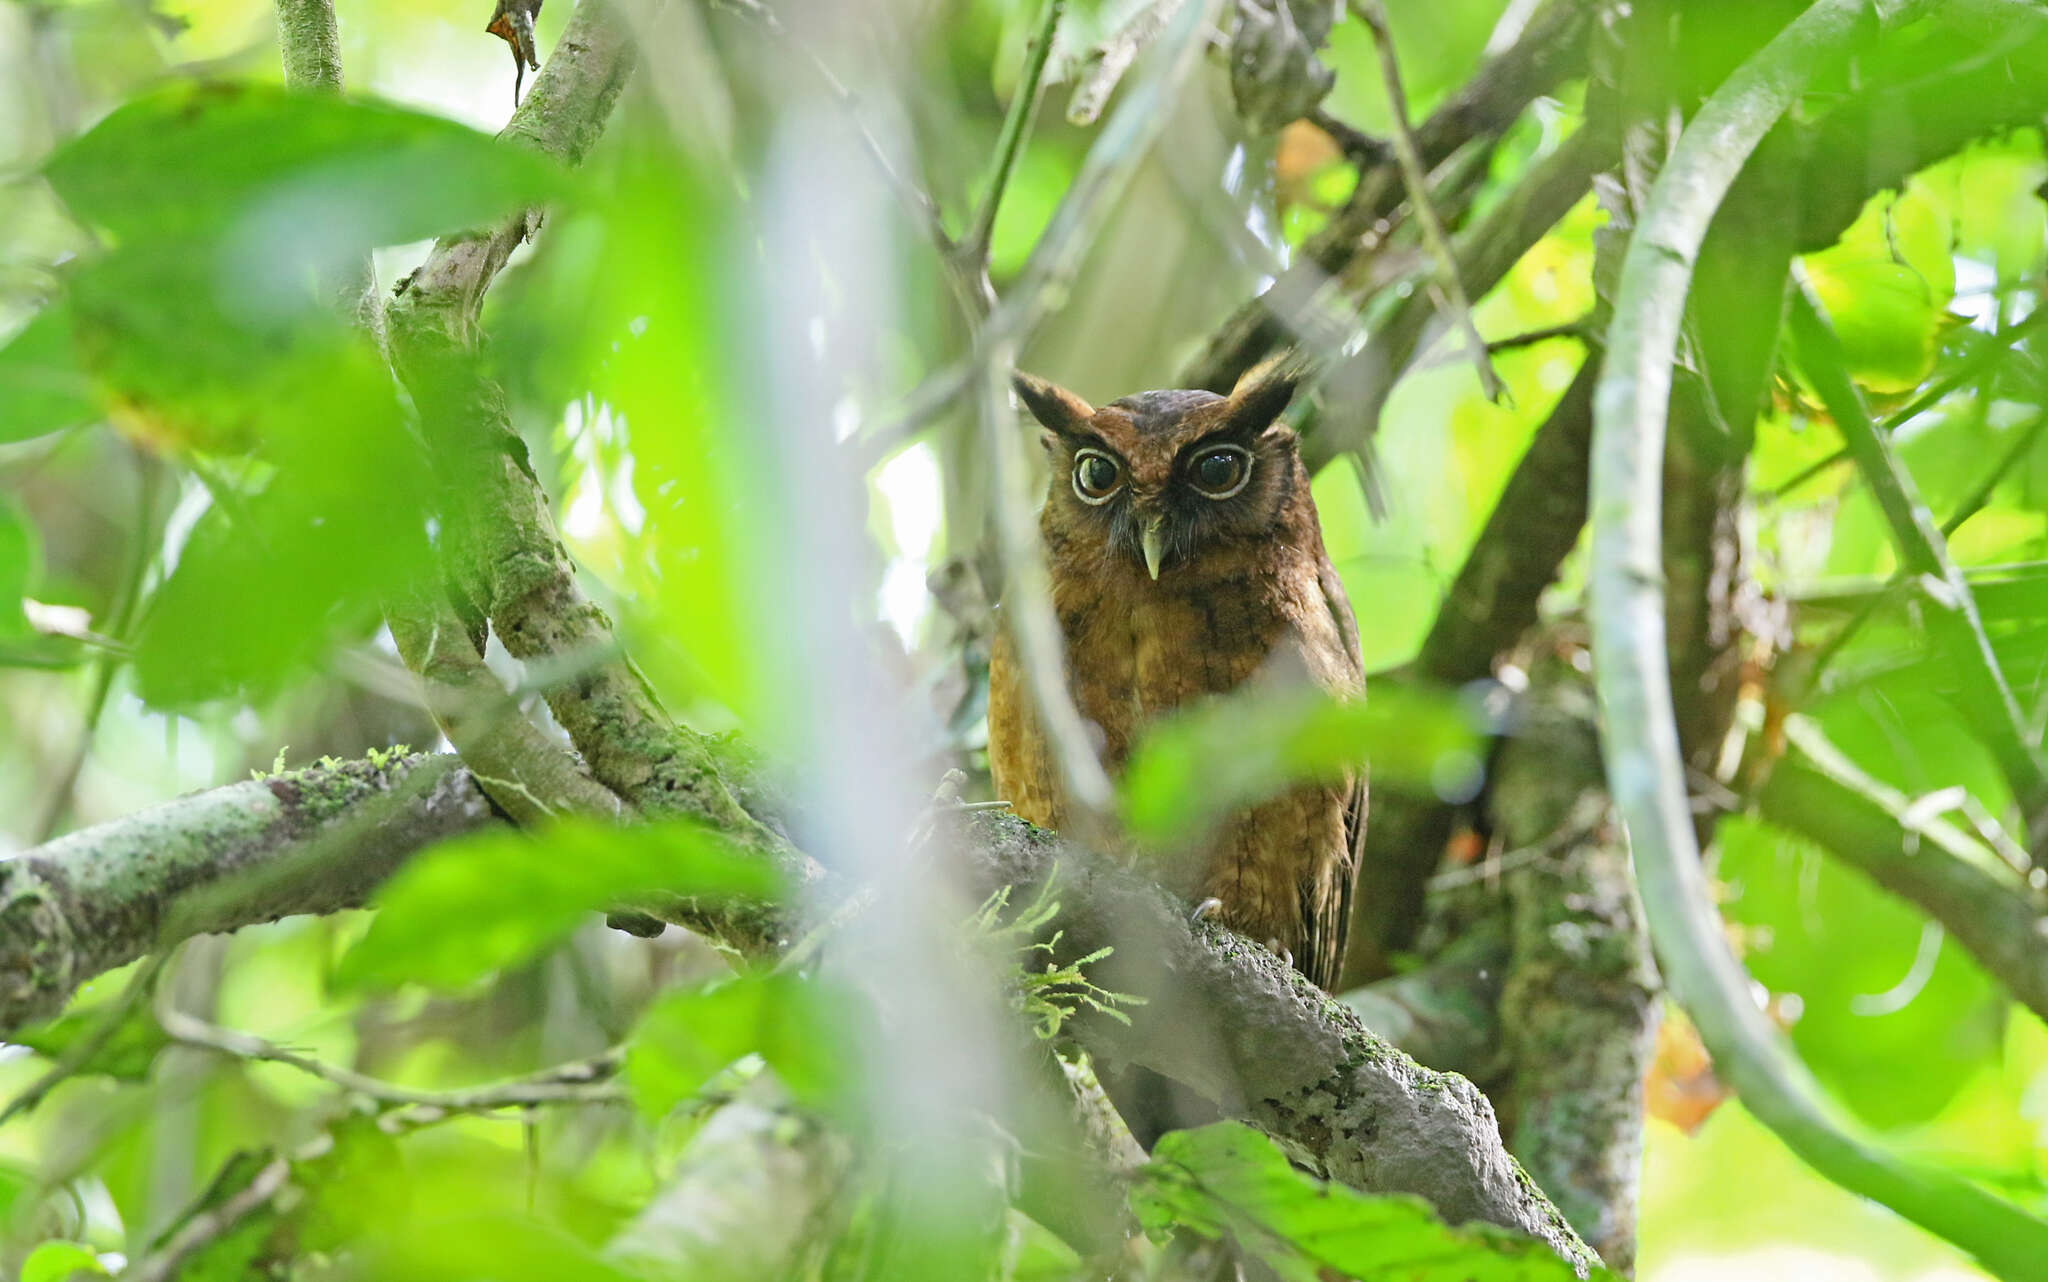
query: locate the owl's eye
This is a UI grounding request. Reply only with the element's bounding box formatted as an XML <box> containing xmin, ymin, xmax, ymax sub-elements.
<box><xmin>1072</xmin><ymin>449</ymin><xmax>1123</xmax><ymax>505</ymax></box>
<box><xmin>1189</xmin><ymin>445</ymin><xmax>1253</xmax><ymax>498</ymax></box>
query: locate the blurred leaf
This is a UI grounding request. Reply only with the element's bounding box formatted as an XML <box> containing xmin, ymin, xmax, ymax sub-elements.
<box><xmin>0</xmin><ymin>499</ymin><xmax>36</xmax><ymax>639</ymax></box>
<box><xmin>143</xmin><ymin>1151</ymin><xmax>282</xmax><ymax>1282</ymax></box>
<box><xmin>0</xmin><ymin>301</ymin><xmax>98</xmax><ymax>441</ymax></box>
<box><xmin>13</xmin><ymin>1001</ymin><xmax>169</xmax><ymax>1081</ymax></box>
<box><xmin>44</xmin><ymin>80</ymin><xmax>560</xmax><ymax>255</ymax></box>
<box><xmin>1720</xmin><ymin>810</ymin><xmax>2003</xmax><ymax>1130</ymax></box>
<box><xmin>336</xmin><ymin>818</ymin><xmax>781</xmax><ymax>992</ymax></box>
<box><xmin>1121</xmin><ymin>683</ymin><xmax>1482</xmax><ymax>846</ymax></box>
<box><xmin>625</xmin><ymin>970</ymin><xmax>852</xmax><ymax>1119</ymax></box>
<box><xmin>19</xmin><ymin>1241</ymin><xmax>109</xmax><ymax>1282</ymax></box>
<box><xmin>364</xmin><ymin>1213</ymin><xmax>643</xmax><ymax>1282</ymax></box>
<box><xmin>1802</xmin><ymin>182</ymin><xmax>1956</xmax><ymax>393</ymax></box>
<box><xmin>127</xmin><ymin>340</ymin><xmax>433</xmax><ymax>705</ymax></box>
<box><xmin>1131</xmin><ymin>1122</ymin><xmax>1603</xmax><ymax>1280</ymax></box>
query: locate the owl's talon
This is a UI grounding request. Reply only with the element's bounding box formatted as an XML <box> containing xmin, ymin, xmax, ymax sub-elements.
<box><xmin>1189</xmin><ymin>897</ymin><xmax>1224</xmax><ymax>925</ymax></box>
<box><xmin>1264</xmin><ymin>938</ymin><xmax>1293</xmax><ymax>970</ymax></box>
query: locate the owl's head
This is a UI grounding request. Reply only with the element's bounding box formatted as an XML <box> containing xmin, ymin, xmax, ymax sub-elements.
<box><xmin>1012</xmin><ymin>368</ymin><xmax>1302</xmax><ymax>581</ymax></box>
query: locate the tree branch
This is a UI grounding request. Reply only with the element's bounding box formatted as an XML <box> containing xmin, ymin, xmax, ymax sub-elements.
<box><xmin>387</xmin><ymin>0</ymin><xmax>639</xmax><ymax>340</ymax></box>
<box><xmin>1785</xmin><ymin>285</ymin><xmax>2048</xmax><ymax>854</ymax></box>
<box><xmin>274</xmin><ymin>0</ymin><xmax>345</xmax><ymax>92</ymax></box>
<box><xmin>0</xmin><ymin>755</ymin><xmax>500</xmax><ymax>1032</ymax></box>
<box><xmin>158</xmin><ymin>1002</ymin><xmax>628</xmax><ymax>1114</ymax></box>
<box><xmin>1181</xmin><ymin>0</ymin><xmax>1593</xmax><ymax>398</ymax></box>
<box><xmin>1491</xmin><ymin>669</ymin><xmax>1656</xmax><ymax>1273</ymax></box>
<box><xmin>0</xmin><ymin>760</ymin><xmax>1597</xmax><ymax>1268</ymax></box>
<box><xmin>1587</xmin><ymin>0</ymin><xmax>2048</xmax><ymax>1274</ymax></box>
<box><xmin>1355</xmin><ymin>0</ymin><xmax>1502</xmax><ymax>402</ymax></box>
<box><xmin>1756</xmin><ymin>717</ymin><xmax>2048</xmax><ymax>1027</ymax></box>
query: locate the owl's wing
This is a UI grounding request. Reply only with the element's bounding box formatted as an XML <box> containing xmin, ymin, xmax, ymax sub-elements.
<box><xmin>1316</xmin><ymin>554</ymin><xmax>1366</xmax><ymax>991</ymax></box>
<box><xmin>1317</xmin><ymin>557</ymin><xmax>1364</xmax><ymax>681</ymax></box>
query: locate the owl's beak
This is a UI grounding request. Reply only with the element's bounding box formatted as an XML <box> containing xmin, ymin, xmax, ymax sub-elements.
<box><xmin>1140</xmin><ymin>517</ymin><xmax>1166</xmax><ymax>581</ymax></box>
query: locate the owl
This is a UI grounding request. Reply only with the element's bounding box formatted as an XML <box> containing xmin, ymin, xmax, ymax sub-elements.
<box><xmin>987</xmin><ymin>369</ymin><xmax>1366</xmax><ymax>991</ymax></box>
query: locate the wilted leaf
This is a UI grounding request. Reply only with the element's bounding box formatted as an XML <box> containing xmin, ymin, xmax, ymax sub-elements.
<box><xmin>336</xmin><ymin>818</ymin><xmax>780</xmax><ymax>992</ymax></box>
<box><xmin>1120</xmin><ymin>683</ymin><xmax>1483</xmax><ymax>846</ymax></box>
<box><xmin>1131</xmin><ymin>1122</ymin><xmax>1603</xmax><ymax>1281</ymax></box>
<box><xmin>625</xmin><ymin>970</ymin><xmax>852</xmax><ymax>1119</ymax></box>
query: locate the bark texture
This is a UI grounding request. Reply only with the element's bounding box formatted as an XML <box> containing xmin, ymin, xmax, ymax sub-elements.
<box><xmin>1492</xmin><ymin>670</ymin><xmax>1657</xmax><ymax>1273</ymax></box>
<box><xmin>0</xmin><ymin>755</ymin><xmax>499</xmax><ymax>1030</ymax></box>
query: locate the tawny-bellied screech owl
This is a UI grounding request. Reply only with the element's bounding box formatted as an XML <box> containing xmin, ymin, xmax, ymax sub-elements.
<box><xmin>987</xmin><ymin>369</ymin><xmax>1366</xmax><ymax>991</ymax></box>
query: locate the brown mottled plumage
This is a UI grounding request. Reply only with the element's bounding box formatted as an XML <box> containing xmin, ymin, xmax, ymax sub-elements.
<box><xmin>988</xmin><ymin>369</ymin><xmax>1366</xmax><ymax>991</ymax></box>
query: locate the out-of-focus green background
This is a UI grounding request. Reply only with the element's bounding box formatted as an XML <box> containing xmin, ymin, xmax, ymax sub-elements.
<box><xmin>2</xmin><ymin>0</ymin><xmax>2045</xmax><ymax>1277</ymax></box>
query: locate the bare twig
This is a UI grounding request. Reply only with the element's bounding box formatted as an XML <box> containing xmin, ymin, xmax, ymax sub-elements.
<box><xmin>710</xmin><ymin>0</ymin><xmax>979</xmax><ymax>314</ymax></box>
<box><xmin>854</xmin><ymin>0</ymin><xmax>1217</xmax><ymax>462</ymax></box>
<box><xmin>32</xmin><ymin>452</ymin><xmax>161</xmax><ymax>842</ymax></box>
<box><xmin>124</xmin><ymin>1155</ymin><xmax>293</xmax><ymax>1282</ymax></box>
<box><xmin>156</xmin><ymin>1002</ymin><xmax>628</xmax><ymax>1113</ymax></box>
<box><xmin>1355</xmin><ymin>0</ymin><xmax>1503</xmax><ymax>402</ymax></box>
<box><xmin>1065</xmin><ymin>0</ymin><xmax>1187</xmax><ymax>125</ymax></box>
<box><xmin>962</xmin><ymin>0</ymin><xmax>1067</xmax><ymax>279</ymax></box>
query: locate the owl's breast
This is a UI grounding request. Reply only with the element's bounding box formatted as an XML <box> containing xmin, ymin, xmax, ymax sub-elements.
<box><xmin>1052</xmin><ymin>542</ymin><xmax>1353</xmax><ymax>773</ymax></box>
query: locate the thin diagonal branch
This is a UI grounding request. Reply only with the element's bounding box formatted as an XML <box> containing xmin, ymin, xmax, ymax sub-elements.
<box><xmin>157</xmin><ymin>1002</ymin><xmax>628</xmax><ymax>1113</ymax></box>
<box><xmin>1785</xmin><ymin>284</ymin><xmax>2048</xmax><ymax>854</ymax></box>
<box><xmin>1757</xmin><ymin>717</ymin><xmax>2048</xmax><ymax>1027</ymax></box>
<box><xmin>1355</xmin><ymin>0</ymin><xmax>1502</xmax><ymax>402</ymax></box>
<box><xmin>960</xmin><ymin>0</ymin><xmax>1067</xmax><ymax>291</ymax></box>
<box><xmin>711</xmin><ymin>0</ymin><xmax>980</xmax><ymax>316</ymax></box>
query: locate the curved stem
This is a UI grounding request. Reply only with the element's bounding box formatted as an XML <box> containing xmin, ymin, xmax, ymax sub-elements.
<box><xmin>1587</xmin><ymin>1</ymin><xmax>2048</xmax><ymax>1276</ymax></box>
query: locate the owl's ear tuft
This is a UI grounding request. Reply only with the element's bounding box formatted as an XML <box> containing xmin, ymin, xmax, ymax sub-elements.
<box><xmin>1012</xmin><ymin>371</ymin><xmax>1095</xmax><ymax>436</ymax></box>
<box><xmin>1223</xmin><ymin>361</ymin><xmax>1299</xmax><ymax>435</ymax></box>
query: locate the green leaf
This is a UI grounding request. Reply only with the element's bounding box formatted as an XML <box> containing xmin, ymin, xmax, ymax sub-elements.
<box><xmin>19</xmin><ymin>1241</ymin><xmax>109</xmax><ymax>1282</ymax></box>
<box><xmin>125</xmin><ymin>336</ymin><xmax>434</xmax><ymax>705</ymax></box>
<box><xmin>0</xmin><ymin>302</ymin><xmax>98</xmax><ymax>442</ymax></box>
<box><xmin>336</xmin><ymin>818</ymin><xmax>781</xmax><ymax>992</ymax></box>
<box><xmin>1131</xmin><ymin>1122</ymin><xmax>1602</xmax><ymax>1282</ymax></box>
<box><xmin>1120</xmin><ymin>683</ymin><xmax>1483</xmax><ymax>846</ymax></box>
<box><xmin>1801</xmin><ymin>182</ymin><xmax>1955</xmax><ymax>394</ymax></box>
<box><xmin>363</xmin><ymin>1214</ymin><xmax>645</xmax><ymax>1282</ymax></box>
<box><xmin>13</xmin><ymin>1002</ymin><xmax>170</xmax><ymax>1081</ymax></box>
<box><xmin>625</xmin><ymin>970</ymin><xmax>852</xmax><ymax>1119</ymax></box>
<box><xmin>0</xmin><ymin>499</ymin><xmax>37</xmax><ymax>639</ymax></box>
<box><xmin>44</xmin><ymin>81</ymin><xmax>561</xmax><ymax>254</ymax></box>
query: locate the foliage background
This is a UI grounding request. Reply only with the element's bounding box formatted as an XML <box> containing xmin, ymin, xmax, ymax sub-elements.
<box><xmin>0</xmin><ymin>0</ymin><xmax>2045</xmax><ymax>1279</ymax></box>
